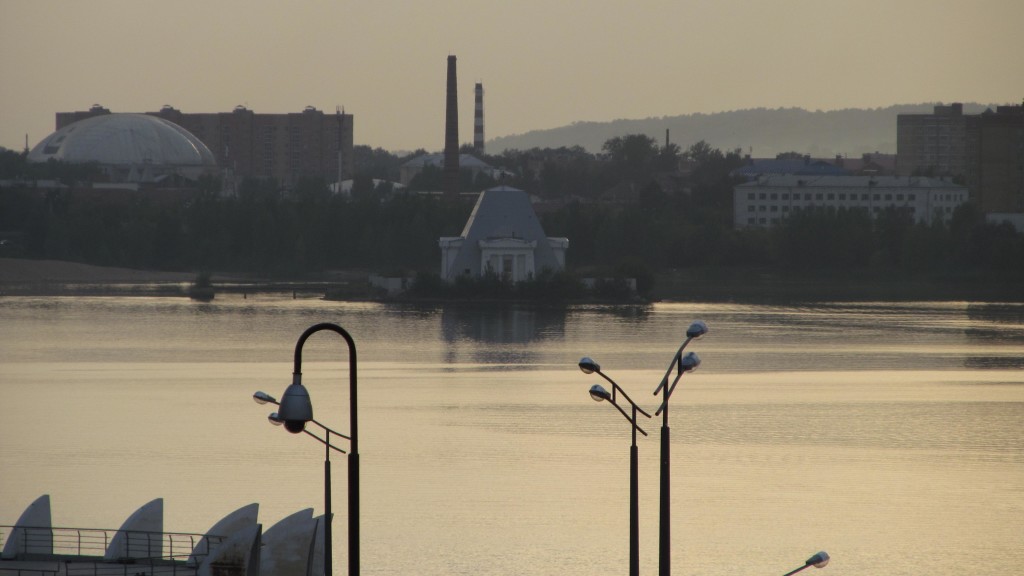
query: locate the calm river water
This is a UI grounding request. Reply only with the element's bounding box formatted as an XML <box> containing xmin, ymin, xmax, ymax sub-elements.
<box><xmin>1</xmin><ymin>295</ymin><xmax>1022</xmax><ymax>576</ymax></box>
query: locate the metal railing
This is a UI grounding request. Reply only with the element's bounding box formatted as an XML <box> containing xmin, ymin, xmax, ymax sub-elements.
<box><xmin>63</xmin><ymin>558</ymin><xmax>201</xmax><ymax>576</ymax></box>
<box><xmin>0</xmin><ymin>526</ymin><xmax>226</xmax><ymax>566</ymax></box>
<box><xmin>1</xmin><ymin>560</ymin><xmax>203</xmax><ymax>576</ymax></box>
<box><xmin>0</xmin><ymin>567</ymin><xmax>60</xmax><ymax>576</ymax></box>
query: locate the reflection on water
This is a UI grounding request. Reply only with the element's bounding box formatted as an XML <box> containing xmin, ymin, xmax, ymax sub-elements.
<box><xmin>1</xmin><ymin>296</ymin><xmax>1023</xmax><ymax>576</ymax></box>
<box><xmin>441</xmin><ymin>304</ymin><xmax>567</xmax><ymax>344</ymax></box>
<box><xmin>964</xmin><ymin>355</ymin><xmax>1024</xmax><ymax>369</ymax></box>
<box><xmin>967</xmin><ymin>302</ymin><xmax>1024</xmax><ymax>325</ymax></box>
<box><xmin>438</xmin><ymin>304</ymin><xmax>569</xmax><ymax>365</ymax></box>
<box><xmin>683</xmin><ymin>401</ymin><xmax>1024</xmax><ymax>462</ymax></box>
<box><xmin>963</xmin><ymin>304</ymin><xmax>1024</xmax><ymax>346</ymax></box>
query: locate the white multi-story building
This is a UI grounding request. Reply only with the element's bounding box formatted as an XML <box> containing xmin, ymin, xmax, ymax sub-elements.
<box><xmin>733</xmin><ymin>175</ymin><xmax>969</xmax><ymax>228</ymax></box>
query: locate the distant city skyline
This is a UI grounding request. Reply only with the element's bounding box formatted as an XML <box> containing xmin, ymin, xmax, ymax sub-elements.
<box><xmin>2</xmin><ymin>0</ymin><xmax>1022</xmax><ymax>154</ymax></box>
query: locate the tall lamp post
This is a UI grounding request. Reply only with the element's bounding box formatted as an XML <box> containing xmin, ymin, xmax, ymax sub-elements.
<box><xmin>652</xmin><ymin>320</ymin><xmax>707</xmax><ymax>576</ymax></box>
<box><xmin>579</xmin><ymin>357</ymin><xmax>651</xmax><ymax>576</ymax></box>
<box><xmin>782</xmin><ymin>551</ymin><xmax>830</xmax><ymax>576</ymax></box>
<box><xmin>252</xmin><ymin>392</ymin><xmax>348</xmax><ymax>576</ymax></box>
<box><xmin>256</xmin><ymin>323</ymin><xmax>360</xmax><ymax>576</ymax></box>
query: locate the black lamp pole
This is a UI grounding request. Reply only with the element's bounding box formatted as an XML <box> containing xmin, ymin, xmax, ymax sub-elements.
<box><xmin>304</xmin><ymin>423</ymin><xmax>347</xmax><ymax>576</ymax></box>
<box><xmin>253</xmin><ymin>397</ymin><xmax>348</xmax><ymax>576</ymax></box>
<box><xmin>652</xmin><ymin>321</ymin><xmax>707</xmax><ymax>576</ymax></box>
<box><xmin>581</xmin><ymin>359</ymin><xmax>651</xmax><ymax>576</ymax></box>
<box><xmin>628</xmin><ymin>405</ymin><xmax>642</xmax><ymax>576</ymax></box>
<box><xmin>323</xmin><ymin>428</ymin><xmax>334</xmax><ymax>576</ymax></box>
<box><xmin>262</xmin><ymin>324</ymin><xmax>359</xmax><ymax>576</ymax></box>
<box><xmin>291</xmin><ymin>323</ymin><xmax>360</xmax><ymax>576</ymax></box>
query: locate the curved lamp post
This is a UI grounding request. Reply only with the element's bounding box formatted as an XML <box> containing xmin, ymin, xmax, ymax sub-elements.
<box><xmin>651</xmin><ymin>320</ymin><xmax>707</xmax><ymax>576</ymax></box>
<box><xmin>579</xmin><ymin>357</ymin><xmax>651</xmax><ymax>576</ymax></box>
<box><xmin>254</xmin><ymin>391</ymin><xmax>349</xmax><ymax>576</ymax></box>
<box><xmin>782</xmin><ymin>551</ymin><xmax>830</xmax><ymax>576</ymax></box>
<box><xmin>254</xmin><ymin>323</ymin><xmax>360</xmax><ymax>576</ymax></box>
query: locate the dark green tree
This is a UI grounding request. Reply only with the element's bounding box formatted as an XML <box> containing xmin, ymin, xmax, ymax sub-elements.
<box><xmin>602</xmin><ymin>134</ymin><xmax>660</xmax><ymax>181</ymax></box>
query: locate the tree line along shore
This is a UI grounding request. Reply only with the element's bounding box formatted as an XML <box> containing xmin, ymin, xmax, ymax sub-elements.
<box><xmin>2</xmin><ymin>138</ymin><xmax>1022</xmax><ymax>303</ymax></box>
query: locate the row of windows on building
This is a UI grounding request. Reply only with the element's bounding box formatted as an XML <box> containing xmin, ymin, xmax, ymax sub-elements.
<box><xmin>746</xmin><ymin>204</ymin><xmax>931</xmax><ymax>214</ymax></box>
<box><xmin>753</xmin><ymin>190</ymin><xmax>921</xmax><ymax>201</ymax></box>
<box><xmin>743</xmin><ymin>203</ymin><xmax>957</xmax><ymax>226</ymax></box>
<box><xmin>745</xmin><ymin>191</ymin><xmax>965</xmax><ymax>203</ymax></box>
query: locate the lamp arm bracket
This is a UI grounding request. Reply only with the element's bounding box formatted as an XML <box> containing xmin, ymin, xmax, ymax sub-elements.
<box><xmin>654</xmin><ymin>370</ymin><xmax>686</xmax><ymax>415</ymax></box>
<box><xmin>610</xmin><ymin>382</ymin><xmax>651</xmax><ymax>419</ymax></box>
<box><xmin>311</xmin><ymin>418</ymin><xmax>351</xmax><ymax>441</ymax></box>
<box><xmin>781</xmin><ymin>565</ymin><xmax>810</xmax><ymax>576</ymax></box>
<box><xmin>608</xmin><ymin>398</ymin><xmax>651</xmax><ymax>435</ymax></box>
<box><xmin>653</xmin><ymin>337</ymin><xmax>692</xmax><ymax>395</ymax></box>
<box><xmin>303</xmin><ymin>429</ymin><xmax>348</xmax><ymax>454</ymax></box>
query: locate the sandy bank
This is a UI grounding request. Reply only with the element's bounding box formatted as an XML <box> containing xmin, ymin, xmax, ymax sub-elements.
<box><xmin>0</xmin><ymin>258</ymin><xmax>197</xmax><ymax>285</ymax></box>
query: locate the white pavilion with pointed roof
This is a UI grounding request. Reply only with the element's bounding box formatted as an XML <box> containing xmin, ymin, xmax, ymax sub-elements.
<box><xmin>439</xmin><ymin>186</ymin><xmax>568</xmax><ymax>282</ymax></box>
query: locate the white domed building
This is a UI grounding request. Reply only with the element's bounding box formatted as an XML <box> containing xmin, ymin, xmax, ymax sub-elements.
<box><xmin>28</xmin><ymin>113</ymin><xmax>219</xmax><ymax>183</ymax></box>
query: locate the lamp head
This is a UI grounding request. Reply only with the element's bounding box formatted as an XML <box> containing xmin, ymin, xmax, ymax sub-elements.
<box><xmin>680</xmin><ymin>351</ymin><xmax>701</xmax><ymax>372</ymax></box>
<box><xmin>589</xmin><ymin>384</ymin><xmax>611</xmax><ymax>402</ymax></box>
<box><xmin>277</xmin><ymin>378</ymin><xmax>313</xmax><ymax>434</ymax></box>
<box><xmin>807</xmin><ymin>551</ymin><xmax>829</xmax><ymax>568</ymax></box>
<box><xmin>253</xmin><ymin>391</ymin><xmax>277</xmax><ymax>405</ymax></box>
<box><xmin>268</xmin><ymin>412</ymin><xmax>284</xmax><ymax>426</ymax></box>
<box><xmin>686</xmin><ymin>320</ymin><xmax>708</xmax><ymax>339</ymax></box>
<box><xmin>284</xmin><ymin>419</ymin><xmax>306</xmax><ymax>434</ymax></box>
<box><xmin>578</xmin><ymin>357</ymin><xmax>600</xmax><ymax>374</ymax></box>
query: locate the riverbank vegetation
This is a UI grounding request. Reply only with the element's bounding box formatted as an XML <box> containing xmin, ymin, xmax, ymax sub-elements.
<box><xmin>2</xmin><ymin>142</ymin><xmax>1022</xmax><ymax>302</ymax></box>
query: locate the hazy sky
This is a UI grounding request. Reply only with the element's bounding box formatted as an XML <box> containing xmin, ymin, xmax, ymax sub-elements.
<box><xmin>2</xmin><ymin>0</ymin><xmax>1022</xmax><ymax>153</ymax></box>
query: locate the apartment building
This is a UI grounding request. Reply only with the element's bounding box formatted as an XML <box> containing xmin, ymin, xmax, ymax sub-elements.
<box><xmin>56</xmin><ymin>104</ymin><xmax>354</xmax><ymax>189</ymax></box>
<box><xmin>734</xmin><ymin>175</ymin><xmax>968</xmax><ymax>228</ymax></box>
<box><xmin>897</xmin><ymin>103</ymin><xmax>1023</xmax><ymax>213</ymax></box>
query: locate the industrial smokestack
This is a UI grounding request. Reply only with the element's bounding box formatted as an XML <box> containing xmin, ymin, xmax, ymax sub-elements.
<box><xmin>474</xmin><ymin>82</ymin><xmax>484</xmax><ymax>155</ymax></box>
<box><xmin>444</xmin><ymin>55</ymin><xmax>460</xmax><ymax>197</ymax></box>
<box><xmin>337</xmin><ymin>106</ymin><xmax>345</xmax><ymax>190</ymax></box>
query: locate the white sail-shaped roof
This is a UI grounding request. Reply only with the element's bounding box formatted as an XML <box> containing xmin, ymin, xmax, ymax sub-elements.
<box><xmin>104</xmin><ymin>498</ymin><xmax>163</xmax><ymax>561</ymax></box>
<box><xmin>1</xmin><ymin>495</ymin><xmax>52</xmax><ymax>559</ymax></box>
<box><xmin>188</xmin><ymin>502</ymin><xmax>259</xmax><ymax>566</ymax></box>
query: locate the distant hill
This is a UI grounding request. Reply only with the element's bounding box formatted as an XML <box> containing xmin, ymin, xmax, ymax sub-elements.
<box><xmin>488</xmin><ymin>103</ymin><xmax>997</xmax><ymax>157</ymax></box>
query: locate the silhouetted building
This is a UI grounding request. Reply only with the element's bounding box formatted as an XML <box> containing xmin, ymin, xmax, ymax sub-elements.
<box><xmin>897</xmin><ymin>103</ymin><xmax>975</xmax><ymax>179</ymax></box>
<box><xmin>30</xmin><ymin>113</ymin><xmax>218</xmax><ymax>183</ymax></box>
<box><xmin>400</xmin><ymin>153</ymin><xmax>494</xmax><ymax>186</ymax></box>
<box><xmin>976</xmin><ymin>105</ymin><xmax>1024</xmax><ymax>212</ymax></box>
<box><xmin>55</xmin><ymin>104</ymin><xmax>354</xmax><ymax>189</ymax></box>
<box><xmin>734</xmin><ymin>175</ymin><xmax>968</xmax><ymax>228</ymax></box>
<box><xmin>733</xmin><ymin>156</ymin><xmax>849</xmax><ymax>179</ymax></box>
<box><xmin>897</xmin><ymin>103</ymin><xmax>1024</xmax><ymax>213</ymax></box>
<box><xmin>832</xmin><ymin>152</ymin><xmax>897</xmax><ymax>176</ymax></box>
<box><xmin>439</xmin><ymin>186</ymin><xmax>568</xmax><ymax>282</ymax></box>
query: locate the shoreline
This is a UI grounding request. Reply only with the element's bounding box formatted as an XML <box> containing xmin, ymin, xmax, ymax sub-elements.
<box><xmin>2</xmin><ymin>257</ymin><xmax>1022</xmax><ymax>304</ymax></box>
<box><xmin>651</xmin><ymin>267</ymin><xmax>1024</xmax><ymax>304</ymax></box>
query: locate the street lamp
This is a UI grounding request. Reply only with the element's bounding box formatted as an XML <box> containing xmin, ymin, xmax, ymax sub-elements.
<box><xmin>782</xmin><ymin>551</ymin><xmax>830</xmax><ymax>576</ymax></box>
<box><xmin>255</xmin><ymin>392</ymin><xmax>348</xmax><ymax>576</ymax></box>
<box><xmin>651</xmin><ymin>320</ymin><xmax>707</xmax><ymax>576</ymax></box>
<box><xmin>579</xmin><ymin>357</ymin><xmax>651</xmax><ymax>576</ymax></box>
<box><xmin>254</xmin><ymin>323</ymin><xmax>360</xmax><ymax>576</ymax></box>
<box><xmin>256</xmin><ymin>391</ymin><xmax>350</xmax><ymax>449</ymax></box>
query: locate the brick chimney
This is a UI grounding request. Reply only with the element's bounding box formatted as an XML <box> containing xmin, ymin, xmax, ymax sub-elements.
<box><xmin>444</xmin><ymin>55</ymin><xmax>460</xmax><ymax>197</ymax></box>
<box><xmin>474</xmin><ymin>82</ymin><xmax>484</xmax><ymax>155</ymax></box>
